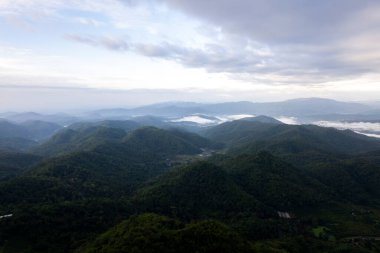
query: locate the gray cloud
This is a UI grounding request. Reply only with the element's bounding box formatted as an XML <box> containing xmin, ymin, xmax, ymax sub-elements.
<box><xmin>66</xmin><ymin>32</ymin><xmax>370</xmax><ymax>85</ymax></box>
<box><xmin>66</xmin><ymin>34</ymin><xmax>270</xmax><ymax>73</ymax></box>
<box><xmin>65</xmin><ymin>34</ymin><xmax>129</xmax><ymax>51</ymax></box>
<box><xmin>67</xmin><ymin>0</ymin><xmax>380</xmax><ymax>85</ymax></box>
<box><xmin>159</xmin><ymin>0</ymin><xmax>377</xmax><ymax>43</ymax></box>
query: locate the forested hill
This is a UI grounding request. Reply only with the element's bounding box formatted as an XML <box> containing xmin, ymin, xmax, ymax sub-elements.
<box><xmin>32</xmin><ymin>126</ymin><xmax>214</xmax><ymax>158</ymax></box>
<box><xmin>203</xmin><ymin>120</ymin><xmax>380</xmax><ymax>154</ymax></box>
<box><xmin>1</xmin><ymin>121</ymin><xmax>380</xmax><ymax>252</ymax></box>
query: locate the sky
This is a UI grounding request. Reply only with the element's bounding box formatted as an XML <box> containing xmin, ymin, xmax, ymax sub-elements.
<box><xmin>1</xmin><ymin>0</ymin><xmax>380</xmax><ymax>111</ymax></box>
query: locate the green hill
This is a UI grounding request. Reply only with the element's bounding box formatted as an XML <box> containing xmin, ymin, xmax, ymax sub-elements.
<box><xmin>134</xmin><ymin>162</ymin><xmax>257</xmax><ymax>219</ymax></box>
<box><xmin>204</xmin><ymin>120</ymin><xmax>380</xmax><ymax>154</ymax></box>
<box><xmin>32</xmin><ymin>126</ymin><xmax>213</xmax><ymax>158</ymax></box>
<box><xmin>0</xmin><ymin>127</ymin><xmax>215</xmax><ymax>206</ymax></box>
<box><xmin>77</xmin><ymin>213</ymin><xmax>254</xmax><ymax>253</ymax></box>
<box><xmin>220</xmin><ymin>152</ymin><xmax>331</xmax><ymax>210</ymax></box>
<box><xmin>123</xmin><ymin>127</ymin><xmax>213</xmax><ymax>156</ymax></box>
<box><xmin>134</xmin><ymin>152</ymin><xmax>331</xmax><ymax>219</ymax></box>
<box><xmin>0</xmin><ymin>151</ymin><xmax>42</xmax><ymax>180</ymax></box>
<box><xmin>32</xmin><ymin>126</ymin><xmax>127</xmax><ymax>157</ymax></box>
<box><xmin>1</xmin><ymin>123</ymin><xmax>380</xmax><ymax>253</ymax></box>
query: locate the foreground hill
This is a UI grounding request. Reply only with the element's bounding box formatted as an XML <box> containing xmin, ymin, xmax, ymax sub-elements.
<box><xmin>133</xmin><ymin>162</ymin><xmax>258</xmax><ymax>219</ymax></box>
<box><xmin>1</xmin><ymin>122</ymin><xmax>380</xmax><ymax>252</ymax></box>
<box><xmin>77</xmin><ymin>213</ymin><xmax>254</xmax><ymax>253</ymax></box>
<box><xmin>134</xmin><ymin>152</ymin><xmax>331</xmax><ymax>220</ymax></box>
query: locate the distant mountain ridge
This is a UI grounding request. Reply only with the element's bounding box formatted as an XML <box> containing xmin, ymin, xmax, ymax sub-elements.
<box><xmin>89</xmin><ymin>98</ymin><xmax>371</xmax><ymax>118</ymax></box>
<box><xmin>0</xmin><ymin>120</ymin><xmax>62</xmax><ymax>151</ymax></box>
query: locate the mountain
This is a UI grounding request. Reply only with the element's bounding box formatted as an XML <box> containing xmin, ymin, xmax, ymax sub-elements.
<box><xmin>294</xmin><ymin>151</ymin><xmax>380</xmax><ymax>205</ymax></box>
<box><xmin>122</xmin><ymin>127</ymin><xmax>213</xmax><ymax>157</ymax></box>
<box><xmin>203</xmin><ymin>120</ymin><xmax>380</xmax><ymax>205</ymax></box>
<box><xmin>4</xmin><ymin>112</ymin><xmax>78</xmax><ymax>125</ymax></box>
<box><xmin>269</xmin><ymin>98</ymin><xmax>370</xmax><ymax>116</ymax></box>
<box><xmin>0</xmin><ymin>120</ymin><xmax>62</xmax><ymax>151</ymax></box>
<box><xmin>220</xmin><ymin>152</ymin><xmax>331</xmax><ymax>210</ymax></box>
<box><xmin>1</xmin><ymin>116</ymin><xmax>380</xmax><ymax>252</ymax></box>
<box><xmin>202</xmin><ymin>121</ymin><xmax>276</xmax><ymax>146</ymax></box>
<box><xmin>239</xmin><ymin>115</ymin><xmax>284</xmax><ymax>124</ymax></box>
<box><xmin>86</xmin><ymin>98</ymin><xmax>371</xmax><ymax>119</ymax></box>
<box><xmin>0</xmin><ymin>120</ymin><xmax>29</xmax><ymax>139</ymax></box>
<box><xmin>68</xmin><ymin>120</ymin><xmax>141</xmax><ymax>132</ymax></box>
<box><xmin>91</xmin><ymin>102</ymin><xmax>205</xmax><ymax>118</ymax></box>
<box><xmin>1</xmin><ymin>138</ymin><xmax>380</xmax><ymax>252</ymax></box>
<box><xmin>133</xmin><ymin>162</ymin><xmax>257</xmax><ymax>218</ymax></box>
<box><xmin>200</xmin><ymin>98</ymin><xmax>370</xmax><ymax>116</ymax></box>
<box><xmin>32</xmin><ymin>125</ymin><xmax>214</xmax><ymax>158</ymax></box>
<box><xmin>134</xmin><ymin>152</ymin><xmax>330</xmax><ymax>219</ymax></box>
<box><xmin>130</xmin><ymin>115</ymin><xmax>168</xmax><ymax>127</ymax></box>
<box><xmin>204</xmin><ymin>120</ymin><xmax>380</xmax><ymax>154</ymax></box>
<box><xmin>303</xmin><ymin>110</ymin><xmax>380</xmax><ymax>123</ymax></box>
<box><xmin>32</xmin><ymin>126</ymin><xmax>127</xmax><ymax>157</ymax></box>
<box><xmin>19</xmin><ymin>120</ymin><xmax>62</xmax><ymax>141</ymax></box>
<box><xmin>0</xmin><ymin>148</ymin><xmax>167</xmax><ymax>208</ymax></box>
<box><xmin>0</xmin><ymin>127</ymin><xmax>215</xmax><ymax>206</ymax></box>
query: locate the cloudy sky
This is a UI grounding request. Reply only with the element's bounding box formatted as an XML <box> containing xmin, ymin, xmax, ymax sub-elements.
<box><xmin>1</xmin><ymin>0</ymin><xmax>380</xmax><ymax>111</ymax></box>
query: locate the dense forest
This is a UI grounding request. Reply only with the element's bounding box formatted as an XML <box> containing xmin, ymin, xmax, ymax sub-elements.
<box><xmin>1</xmin><ymin>116</ymin><xmax>380</xmax><ymax>252</ymax></box>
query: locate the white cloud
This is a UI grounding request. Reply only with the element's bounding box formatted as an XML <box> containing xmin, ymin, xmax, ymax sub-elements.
<box><xmin>276</xmin><ymin>116</ymin><xmax>299</xmax><ymax>125</ymax></box>
<box><xmin>313</xmin><ymin>121</ymin><xmax>380</xmax><ymax>138</ymax></box>
<box><xmin>171</xmin><ymin>115</ymin><xmax>217</xmax><ymax>125</ymax></box>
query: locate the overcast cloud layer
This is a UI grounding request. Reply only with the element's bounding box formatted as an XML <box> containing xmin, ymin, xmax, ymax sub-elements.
<box><xmin>62</xmin><ymin>0</ymin><xmax>380</xmax><ymax>85</ymax></box>
<box><xmin>0</xmin><ymin>0</ymin><xmax>380</xmax><ymax>109</ymax></box>
<box><xmin>156</xmin><ymin>0</ymin><xmax>380</xmax><ymax>82</ymax></box>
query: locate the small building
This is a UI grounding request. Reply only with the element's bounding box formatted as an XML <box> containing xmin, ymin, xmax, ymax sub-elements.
<box><xmin>277</xmin><ymin>211</ymin><xmax>292</xmax><ymax>219</ymax></box>
<box><xmin>0</xmin><ymin>214</ymin><xmax>13</xmax><ymax>220</ymax></box>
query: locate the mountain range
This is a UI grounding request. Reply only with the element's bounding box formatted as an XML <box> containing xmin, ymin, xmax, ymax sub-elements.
<box><xmin>1</xmin><ymin>102</ymin><xmax>380</xmax><ymax>252</ymax></box>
